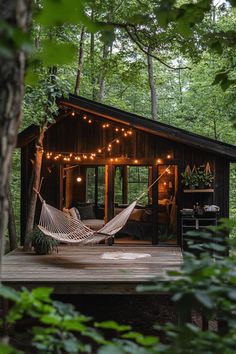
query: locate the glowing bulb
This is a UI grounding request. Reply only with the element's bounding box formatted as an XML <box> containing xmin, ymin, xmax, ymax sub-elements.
<box><xmin>106</xmin><ymin>124</ymin><xmax>110</xmax><ymax>127</ymax></box>
<box><xmin>98</xmin><ymin>149</ymin><xmax>102</xmax><ymax>153</ymax></box>
<box><xmin>110</xmin><ymin>158</ymin><xmax>113</xmax><ymax>162</ymax></box>
<box><xmin>76</xmin><ymin>177</ymin><xmax>82</xmax><ymax>183</ymax></box>
<box><xmin>107</xmin><ymin>147</ymin><xmax>111</xmax><ymax>151</ymax></box>
<box><xmin>164</xmin><ymin>182</ymin><xmax>167</xmax><ymax>186</ymax></box>
<box><xmin>128</xmin><ymin>130</ymin><xmax>132</xmax><ymax>135</ymax></box>
<box><xmin>134</xmin><ymin>159</ymin><xmax>138</xmax><ymax>164</ymax></box>
<box><xmin>83</xmin><ymin>155</ymin><xmax>87</xmax><ymax>159</ymax></box>
<box><xmin>167</xmin><ymin>154</ymin><xmax>171</xmax><ymax>159</ymax></box>
<box><xmin>116</xmin><ymin>139</ymin><xmax>120</xmax><ymax>143</ymax></box>
<box><xmin>124</xmin><ymin>133</ymin><xmax>128</xmax><ymax>137</ymax></box>
<box><xmin>83</xmin><ymin>115</ymin><xmax>87</xmax><ymax>120</ymax></box>
<box><xmin>90</xmin><ymin>156</ymin><xmax>94</xmax><ymax>160</ymax></box>
<box><xmin>115</xmin><ymin>158</ymin><xmax>118</xmax><ymax>162</ymax></box>
<box><xmin>121</xmin><ymin>128</ymin><xmax>125</xmax><ymax>132</ymax></box>
<box><xmin>70</xmin><ymin>153</ymin><xmax>72</xmax><ymax>157</ymax></box>
<box><xmin>115</xmin><ymin>128</ymin><xmax>119</xmax><ymax>132</ymax></box>
<box><xmin>157</xmin><ymin>159</ymin><xmax>161</xmax><ymax>164</ymax></box>
<box><xmin>71</xmin><ymin>111</ymin><xmax>75</xmax><ymax>116</ymax></box>
<box><xmin>102</xmin><ymin>124</ymin><xmax>106</xmax><ymax>128</ymax></box>
<box><xmin>108</xmin><ymin>144</ymin><xmax>112</xmax><ymax>148</ymax></box>
<box><xmin>88</xmin><ymin>119</ymin><xmax>92</xmax><ymax>124</ymax></box>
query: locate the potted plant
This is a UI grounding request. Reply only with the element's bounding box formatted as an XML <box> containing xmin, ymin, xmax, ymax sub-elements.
<box><xmin>28</xmin><ymin>226</ymin><xmax>59</xmax><ymax>255</ymax></box>
<box><xmin>181</xmin><ymin>165</ymin><xmax>199</xmax><ymax>189</ymax></box>
<box><xmin>197</xmin><ymin>164</ymin><xmax>214</xmax><ymax>189</ymax></box>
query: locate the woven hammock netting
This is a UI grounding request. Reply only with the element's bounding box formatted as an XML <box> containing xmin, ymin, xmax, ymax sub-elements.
<box><xmin>38</xmin><ymin>200</ymin><xmax>137</xmax><ymax>244</ymax></box>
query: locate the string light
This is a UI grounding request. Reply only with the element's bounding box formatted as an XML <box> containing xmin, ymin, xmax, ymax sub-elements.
<box><xmin>88</xmin><ymin>119</ymin><xmax>92</xmax><ymax>124</ymax></box>
<box><xmin>124</xmin><ymin>133</ymin><xmax>128</xmax><ymax>137</ymax></box>
<box><xmin>115</xmin><ymin>128</ymin><xmax>119</xmax><ymax>132</ymax></box>
<box><xmin>116</xmin><ymin>139</ymin><xmax>120</xmax><ymax>143</ymax></box>
<box><xmin>83</xmin><ymin>115</ymin><xmax>87</xmax><ymax>120</ymax></box>
<box><xmin>76</xmin><ymin>177</ymin><xmax>82</xmax><ymax>183</ymax></box>
<box><xmin>167</xmin><ymin>154</ymin><xmax>171</xmax><ymax>159</ymax></box>
<box><xmin>134</xmin><ymin>159</ymin><xmax>139</xmax><ymax>164</ymax></box>
<box><xmin>157</xmin><ymin>159</ymin><xmax>162</xmax><ymax>164</ymax></box>
<box><xmin>98</xmin><ymin>149</ymin><xmax>102</xmax><ymax>153</ymax></box>
<box><xmin>71</xmin><ymin>111</ymin><xmax>75</xmax><ymax>117</ymax></box>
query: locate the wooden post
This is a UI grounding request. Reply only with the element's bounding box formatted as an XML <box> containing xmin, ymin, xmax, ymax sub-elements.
<box><xmin>105</xmin><ymin>165</ymin><xmax>114</xmax><ymax>223</ymax></box>
<box><xmin>122</xmin><ymin>165</ymin><xmax>128</xmax><ymax>204</ymax></box>
<box><xmin>148</xmin><ymin>166</ymin><xmax>152</xmax><ymax>204</ymax></box>
<box><xmin>95</xmin><ymin>166</ymin><xmax>98</xmax><ymax>207</ymax></box>
<box><xmin>152</xmin><ymin>165</ymin><xmax>158</xmax><ymax>245</ymax></box>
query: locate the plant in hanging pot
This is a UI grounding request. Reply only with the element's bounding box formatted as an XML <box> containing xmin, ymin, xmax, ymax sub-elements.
<box><xmin>197</xmin><ymin>164</ymin><xmax>214</xmax><ymax>189</ymax></box>
<box><xmin>181</xmin><ymin>165</ymin><xmax>199</xmax><ymax>189</ymax></box>
<box><xmin>28</xmin><ymin>226</ymin><xmax>59</xmax><ymax>255</ymax></box>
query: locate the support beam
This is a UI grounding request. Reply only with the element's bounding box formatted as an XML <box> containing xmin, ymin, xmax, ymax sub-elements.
<box><xmin>152</xmin><ymin>165</ymin><xmax>158</xmax><ymax>245</ymax></box>
<box><xmin>105</xmin><ymin>165</ymin><xmax>114</xmax><ymax>223</ymax></box>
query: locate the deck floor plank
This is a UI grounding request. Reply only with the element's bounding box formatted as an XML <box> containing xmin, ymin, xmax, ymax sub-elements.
<box><xmin>1</xmin><ymin>245</ymin><xmax>182</xmax><ymax>294</ymax></box>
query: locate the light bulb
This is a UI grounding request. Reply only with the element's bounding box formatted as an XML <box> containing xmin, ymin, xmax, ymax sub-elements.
<box><xmin>71</xmin><ymin>111</ymin><xmax>75</xmax><ymax>116</ymax></box>
<box><xmin>88</xmin><ymin>119</ymin><xmax>92</xmax><ymax>124</ymax></box>
<box><xmin>98</xmin><ymin>149</ymin><xmax>102</xmax><ymax>153</ymax></box>
<box><xmin>157</xmin><ymin>159</ymin><xmax>161</xmax><ymax>164</ymax></box>
<box><xmin>134</xmin><ymin>159</ymin><xmax>138</xmax><ymax>164</ymax></box>
<box><xmin>167</xmin><ymin>154</ymin><xmax>171</xmax><ymax>159</ymax></box>
<box><xmin>76</xmin><ymin>177</ymin><xmax>82</xmax><ymax>183</ymax></box>
<box><xmin>83</xmin><ymin>115</ymin><xmax>87</xmax><ymax>120</ymax></box>
<box><xmin>116</xmin><ymin>139</ymin><xmax>120</xmax><ymax>143</ymax></box>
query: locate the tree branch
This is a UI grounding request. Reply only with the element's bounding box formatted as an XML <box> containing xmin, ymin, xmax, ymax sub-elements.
<box><xmin>126</xmin><ymin>26</ymin><xmax>191</xmax><ymax>70</ymax></box>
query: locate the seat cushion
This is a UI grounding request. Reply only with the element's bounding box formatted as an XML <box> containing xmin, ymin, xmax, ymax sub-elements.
<box><xmin>83</xmin><ymin>219</ymin><xmax>104</xmax><ymax>231</ymax></box>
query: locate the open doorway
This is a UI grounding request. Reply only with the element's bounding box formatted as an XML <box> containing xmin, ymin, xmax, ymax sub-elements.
<box><xmin>157</xmin><ymin>164</ymin><xmax>178</xmax><ymax>245</ymax></box>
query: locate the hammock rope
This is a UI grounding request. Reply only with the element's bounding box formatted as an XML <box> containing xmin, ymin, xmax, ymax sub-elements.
<box><xmin>36</xmin><ymin>165</ymin><xmax>170</xmax><ymax>244</ymax></box>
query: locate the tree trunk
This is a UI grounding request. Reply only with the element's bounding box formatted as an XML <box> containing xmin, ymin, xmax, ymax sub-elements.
<box><xmin>7</xmin><ymin>183</ymin><xmax>17</xmax><ymax>251</ymax></box>
<box><xmin>147</xmin><ymin>47</ymin><xmax>157</xmax><ymax>120</ymax></box>
<box><xmin>24</xmin><ymin>66</ymin><xmax>57</xmax><ymax>250</ymax></box>
<box><xmin>90</xmin><ymin>8</ymin><xmax>97</xmax><ymax>100</ymax></box>
<box><xmin>74</xmin><ymin>26</ymin><xmax>85</xmax><ymax>96</ymax></box>
<box><xmin>24</xmin><ymin>126</ymin><xmax>46</xmax><ymax>250</ymax></box>
<box><xmin>97</xmin><ymin>43</ymin><xmax>109</xmax><ymax>102</ymax></box>
<box><xmin>0</xmin><ymin>0</ymin><xmax>31</xmax><ymax>263</ymax></box>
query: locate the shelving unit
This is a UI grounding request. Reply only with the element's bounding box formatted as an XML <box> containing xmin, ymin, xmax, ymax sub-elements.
<box><xmin>183</xmin><ymin>189</ymin><xmax>214</xmax><ymax>193</ymax></box>
<box><xmin>181</xmin><ymin>215</ymin><xmax>218</xmax><ymax>251</ymax></box>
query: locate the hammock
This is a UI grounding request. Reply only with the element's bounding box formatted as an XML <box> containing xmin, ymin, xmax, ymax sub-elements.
<box><xmin>37</xmin><ymin>166</ymin><xmax>170</xmax><ymax>245</ymax></box>
<box><xmin>38</xmin><ymin>199</ymin><xmax>137</xmax><ymax>244</ymax></box>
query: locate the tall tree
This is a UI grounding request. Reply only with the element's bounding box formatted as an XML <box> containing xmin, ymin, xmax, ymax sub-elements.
<box><xmin>147</xmin><ymin>46</ymin><xmax>157</xmax><ymax>120</ymax></box>
<box><xmin>74</xmin><ymin>26</ymin><xmax>85</xmax><ymax>96</ymax></box>
<box><xmin>0</xmin><ymin>0</ymin><xmax>31</xmax><ymax>263</ymax></box>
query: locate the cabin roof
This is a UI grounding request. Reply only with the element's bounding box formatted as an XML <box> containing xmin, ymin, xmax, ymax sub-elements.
<box><xmin>18</xmin><ymin>93</ymin><xmax>236</xmax><ymax>160</ymax></box>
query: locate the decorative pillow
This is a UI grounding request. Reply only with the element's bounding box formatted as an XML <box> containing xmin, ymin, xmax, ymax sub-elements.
<box><xmin>69</xmin><ymin>207</ymin><xmax>81</xmax><ymax>220</ymax></box>
<box><xmin>129</xmin><ymin>208</ymin><xmax>144</xmax><ymax>221</ymax></box>
<box><xmin>77</xmin><ymin>204</ymin><xmax>95</xmax><ymax>220</ymax></box>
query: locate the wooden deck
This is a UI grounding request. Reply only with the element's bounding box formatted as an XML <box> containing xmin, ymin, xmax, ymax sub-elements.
<box><xmin>1</xmin><ymin>245</ymin><xmax>182</xmax><ymax>294</ymax></box>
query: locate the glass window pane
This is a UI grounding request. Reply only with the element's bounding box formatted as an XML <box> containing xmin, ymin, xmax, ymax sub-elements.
<box><xmin>128</xmin><ymin>166</ymin><xmax>149</xmax><ymax>205</ymax></box>
<box><xmin>97</xmin><ymin>166</ymin><xmax>105</xmax><ymax>204</ymax></box>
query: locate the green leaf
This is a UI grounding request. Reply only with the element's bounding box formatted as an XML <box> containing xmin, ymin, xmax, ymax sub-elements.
<box><xmin>0</xmin><ymin>285</ymin><xmax>19</xmax><ymax>302</ymax></box>
<box><xmin>122</xmin><ymin>332</ymin><xmax>158</xmax><ymax>346</ymax></box>
<box><xmin>98</xmin><ymin>344</ymin><xmax>124</xmax><ymax>354</ymax></box>
<box><xmin>95</xmin><ymin>321</ymin><xmax>131</xmax><ymax>332</ymax></box>
<box><xmin>195</xmin><ymin>292</ymin><xmax>214</xmax><ymax>309</ymax></box>
<box><xmin>32</xmin><ymin>287</ymin><xmax>53</xmax><ymax>301</ymax></box>
<box><xmin>37</xmin><ymin>41</ymin><xmax>77</xmax><ymax>66</ymax></box>
<box><xmin>0</xmin><ymin>343</ymin><xmax>23</xmax><ymax>354</ymax></box>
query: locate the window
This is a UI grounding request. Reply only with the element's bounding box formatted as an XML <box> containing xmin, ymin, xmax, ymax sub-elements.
<box><xmin>97</xmin><ymin>166</ymin><xmax>105</xmax><ymax>204</ymax></box>
<box><xmin>128</xmin><ymin>166</ymin><xmax>149</xmax><ymax>205</ymax></box>
<box><xmin>114</xmin><ymin>167</ymin><xmax>123</xmax><ymax>204</ymax></box>
<box><xmin>86</xmin><ymin>168</ymin><xmax>95</xmax><ymax>202</ymax></box>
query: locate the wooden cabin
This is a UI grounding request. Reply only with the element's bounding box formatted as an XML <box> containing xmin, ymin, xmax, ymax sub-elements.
<box><xmin>18</xmin><ymin>94</ymin><xmax>236</xmax><ymax>248</ymax></box>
